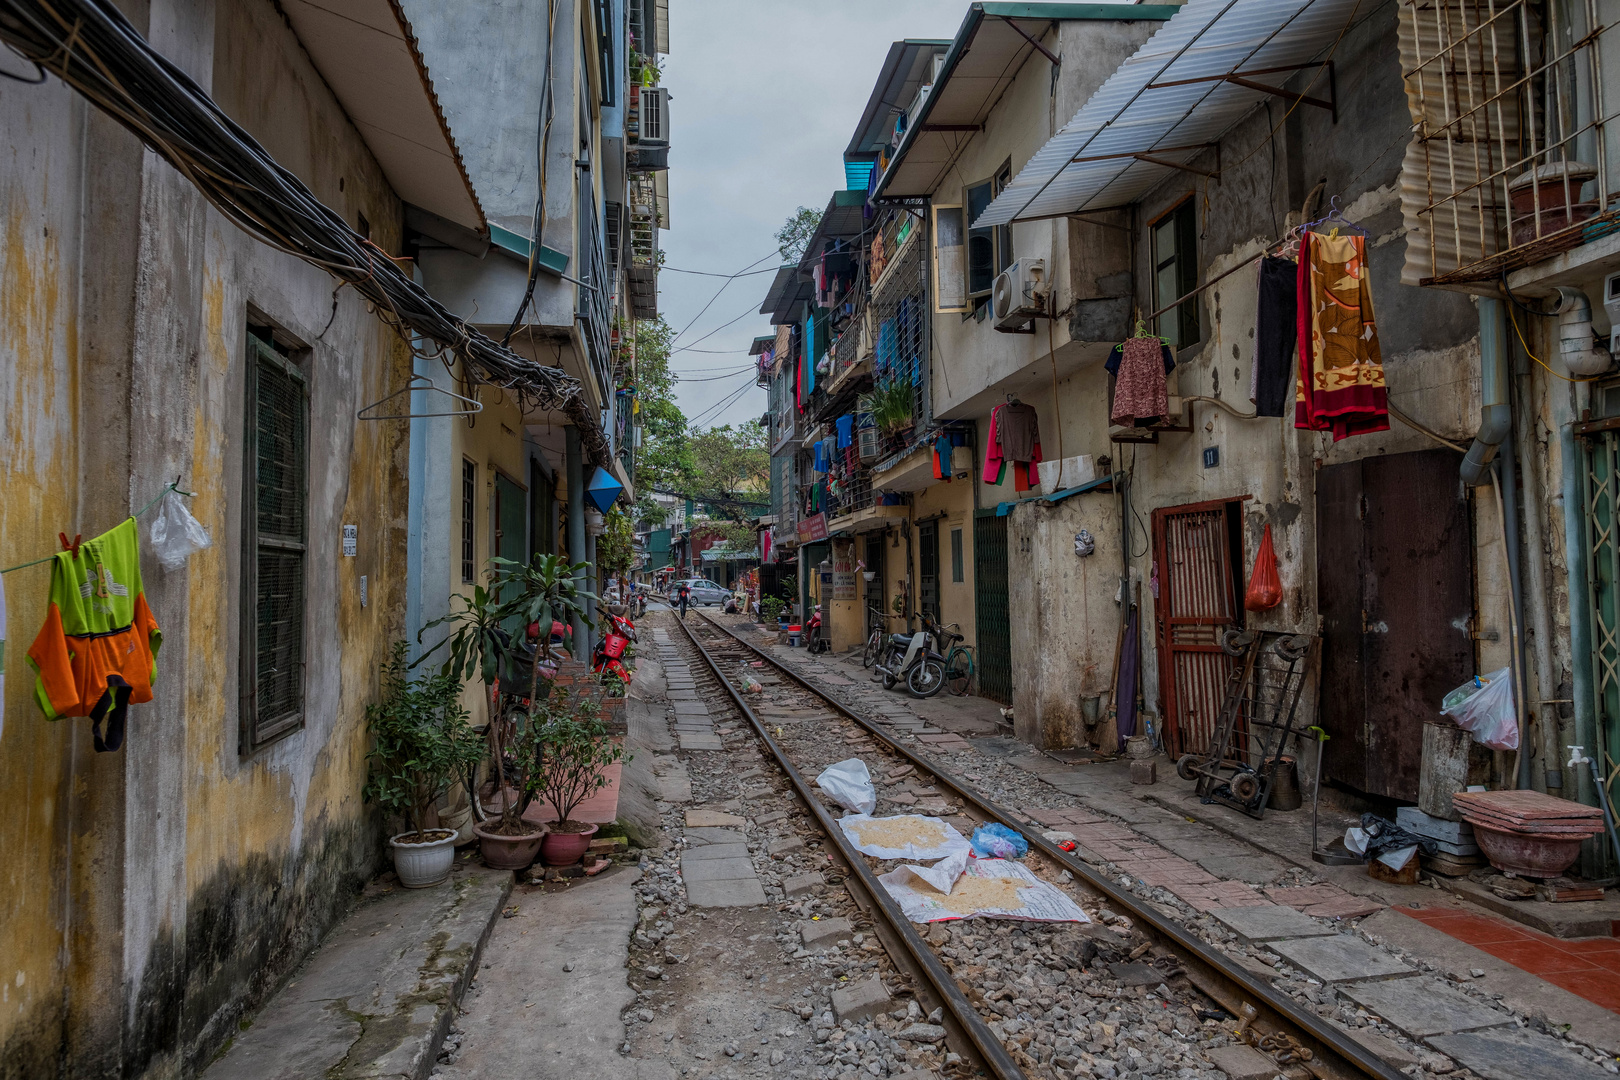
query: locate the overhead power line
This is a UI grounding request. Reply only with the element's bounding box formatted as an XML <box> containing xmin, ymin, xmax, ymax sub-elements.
<box><xmin>0</xmin><ymin>0</ymin><xmax>609</xmax><ymax>464</ymax></box>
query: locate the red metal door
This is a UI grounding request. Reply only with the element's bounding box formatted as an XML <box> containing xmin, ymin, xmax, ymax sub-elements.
<box><xmin>1153</xmin><ymin>500</ymin><xmax>1245</xmax><ymax>757</ymax></box>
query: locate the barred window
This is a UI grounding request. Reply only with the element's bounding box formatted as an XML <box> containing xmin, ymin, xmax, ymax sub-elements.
<box><xmin>242</xmin><ymin>327</ymin><xmax>307</xmax><ymax>752</ymax></box>
<box><xmin>461</xmin><ymin>459</ymin><xmax>477</xmax><ymax>583</ymax></box>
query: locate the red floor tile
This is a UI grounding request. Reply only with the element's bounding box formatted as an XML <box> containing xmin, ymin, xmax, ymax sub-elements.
<box><xmin>1474</xmin><ymin>939</ymin><xmax>1599</xmax><ymax>976</ymax></box>
<box><xmin>1586</xmin><ymin>950</ymin><xmax>1620</xmax><ymax>975</ymax></box>
<box><xmin>1432</xmin><ymin>914</ymin><xmax>1538</xmax><ymax>946</ymax></box>
<box><xmin>1541</xmin><ymin>969</ymin><xmax>1620</xmax><ymax>1012</ymax></box>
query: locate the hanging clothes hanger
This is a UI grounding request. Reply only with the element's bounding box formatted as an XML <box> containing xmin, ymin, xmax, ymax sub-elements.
<box><xmin>1302</xmin><ymin>195</ymin><xmax>1368</xmax><ymax>236</ymax></box>
<box><xmin>357</xmin><ymin>373</ymin><xmax>484</xmax><ymax>420</ymax></box>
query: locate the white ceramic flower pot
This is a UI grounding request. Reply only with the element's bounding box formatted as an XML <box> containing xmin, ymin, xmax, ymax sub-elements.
<box><xmin>389</xmin><ymin>829</ymin><xmax>458</xmax><ymax>888</ymax></box>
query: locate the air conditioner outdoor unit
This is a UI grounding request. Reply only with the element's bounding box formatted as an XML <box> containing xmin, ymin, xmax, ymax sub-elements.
<box><xmin>638</xmin><ymin>87</ymin><xmax>670</xmax><ymax>145</ymax></box>
<box><xmin>992</xmin><ymin>258</ymin><xmax>1049</xmax><ymax>329</ymax></box>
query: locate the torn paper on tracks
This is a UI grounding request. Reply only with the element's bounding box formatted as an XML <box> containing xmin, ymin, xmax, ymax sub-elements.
<box><xmin>838</xmin><ymin>814</ymin><xmax>971</xmax><ymax>862</ymax></box>
<box><xmin>879</xmin><ymin>858</ymin><xmax>1090</xmax><ymax>924</ymax></box>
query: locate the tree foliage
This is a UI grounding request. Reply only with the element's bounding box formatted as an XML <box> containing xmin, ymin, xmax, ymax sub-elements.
<box><xmin>776</xmin><ymin>205</ymin><xmax>821</xmax><ymax>264</ymax></box>
<box><xmin>596</xmin><ymin>507</ymin><xmax>635</xmax><ymax>577</ymax></box>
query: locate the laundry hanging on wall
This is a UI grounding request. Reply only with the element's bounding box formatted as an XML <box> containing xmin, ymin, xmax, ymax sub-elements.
<box><xmin>1107</xmin><ymin>336</ymin><xmax>1175</xmax><ymax>426</ymax></box>
<box><xmin>1295</xmin><ymin>233</ymin><xmax>1388</xmax><ymax>440</ymax></box>
<box><xmin>1250</xmin><ymin>256</ymin><xmax>1298</xmax><ymax>418</ymax></box>
<box><xmin>983</xmin><ymin>402</ymin><xmax>1042</xmax><ymax>492</ymax></box>
<box><xmin>28</xmin><ymin>518</ymin><xmax>162</xmax><ymax>753</ymax></box>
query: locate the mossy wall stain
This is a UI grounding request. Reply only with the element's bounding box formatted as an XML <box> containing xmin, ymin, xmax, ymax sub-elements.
<box><xmin>0</xmin><ymin>0</ymin><xmax>426</xmax><ymax>1075</ymax></box>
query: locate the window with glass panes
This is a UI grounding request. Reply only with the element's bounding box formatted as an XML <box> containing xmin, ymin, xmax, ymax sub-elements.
<box><xmin>1152</xmin><ymin>197</ymin><xmax>1199</xmax><ymax>348</ymax></box>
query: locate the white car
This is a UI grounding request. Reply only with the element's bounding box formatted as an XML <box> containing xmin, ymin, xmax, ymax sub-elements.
<box><xmin>668</xmin><ymin>578</ymin><xmax>728</xmax><ymax>606</ymax></box>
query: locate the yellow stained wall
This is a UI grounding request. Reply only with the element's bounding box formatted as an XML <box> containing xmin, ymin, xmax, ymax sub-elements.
<box><xmin>0</xmin><ymin>0</ymin><xmax>419</xmax><ymax>1075</ymax></box>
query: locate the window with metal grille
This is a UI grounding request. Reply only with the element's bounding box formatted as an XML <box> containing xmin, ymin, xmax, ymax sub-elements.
<box><xmin>461</xmin><ymin>459</ymin><xmax>477</xmax><ymax>583</ymax></box>
<box><xmin>1398</xmin><ymin>0</ymin><xmax>1617</xmax><ymax>287</ymax></box>
<box><xmin>242</xmin><ymin>330</ymin><xmax>308</xmax><ymax>752</ymax></box>
<box><xmin>951</xmin><ymin>527</ymin><xmax>964</xmax><ymax>583</ymax></box>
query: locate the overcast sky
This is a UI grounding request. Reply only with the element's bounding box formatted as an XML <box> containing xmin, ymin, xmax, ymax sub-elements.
<box><xmin>658</xmin><ymin>0</ymin><xmax>966</xmax><ymax>431</ymax></box>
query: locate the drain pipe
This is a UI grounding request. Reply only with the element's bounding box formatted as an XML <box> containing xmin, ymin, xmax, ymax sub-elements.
<box><xmin>1464</xmin><ymin>299</ymin><xmax>1531</xmax><ymax>788</ymax></box>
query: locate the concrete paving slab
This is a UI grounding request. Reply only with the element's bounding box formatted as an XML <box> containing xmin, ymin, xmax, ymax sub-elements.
<box><xmin>1268</xmin><ymin>935</ymin><xmax>1416</xmax><ymax>983</ymax></box>
<box><xmin>204</xmin><ymin>866</ymin><xmax>510</xmax><ymax>1080</ymax></box>
<box><xmin>1194</xmin><ymin>854</ymin><xmax>1292</xmax><ymax>884</ymax></box>
<box><xmin>684</xmin><ymin>827</ymin><xmax>746</xmax><ymax>846</ymax></box>
<box><xmin>431</xmin><ymin>867</ymin><xmax>672</xmax><ymax>1080</ymax></box>
<box><xmin>1209</xmin><ymin>904</ymin><xmax>1338</xmax><ymax>942</ymax></box>
<box><xmin>682</xmin><ymin>843</ymin><xmax>749</xmax><ymax>862</ymax></box>
<box><xmin>754</xmin><ymin>810</ymin><xmax>790</xmax><ymax>826</ymax></box>
<box><xmin>1340</xmin><ymin>977</ymin><xmax>1510</xmax><ymax>1038</ymax></box>
<box><xmin>800</xmin><ymin>917</ymin><xmax>854</xmax><ymax>947</ymax></box>
<box><xmin>684</xmin><ymin>809</ymin><xmax>746</xmax><ymax>827</ymax></box>
<box><xmin>831</xmin><ymin>976</ymin><xmax>892</xmax><ymax>1022</ymax></box>
<box><xmin>1427</xmin><ymin>1028</ymin><xmax>1614</xmax><ymax>1080</ymax></box>
<box><xmin>684</xmin><ymin>877</ymin><xmax>769</xmax><ymax>908</ymax></box>
<box><xmin>1204</xmin><ymin>1044</ymin><xmax>1278</xmax><ymax>1080</ymax></box>
<box><xmin>677</xmin><ymin>734</ymin><xmax>724</xmax><ymax>751</ymax></box>
<box><xmin>680</xmin><ymin>855</ymin><xmax>756</xmax><ymax>883</ymax></box>
<box><xmin>783</xmin><ymin>873</ymin><xmax>824</xmax><ymax>896</ymax></box>
<box><xmin>1334</xmin><ymin>1025</ymin><xmax>1420</xmax><ymax>1069</ymax></box>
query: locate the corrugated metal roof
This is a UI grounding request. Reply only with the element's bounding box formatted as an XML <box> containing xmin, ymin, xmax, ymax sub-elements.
<box><xmin>874</xmin><ymin>3</ymin><xmax>1179</xmax><ymax>201</ymax></box>
<box><xmin>845</xmin><ymin>39</ymin><xmax>952</xmax><ymax>160</ymax></box>
<box><xmin>974</xmin><ymin>0</ymin><xmax>1365</xmax><ymax>226</ymax></box>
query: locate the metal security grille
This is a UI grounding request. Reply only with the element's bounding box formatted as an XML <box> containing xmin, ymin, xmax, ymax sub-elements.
<box><xmin>868</xmin><ymin>218</ymin><xmax>930</xmax><ymax>439</ymax></box>
<box><xmin>1153</xmin><ymin>504</ymin><xmax>1241</xmax><ymax>759</ymax></box>
<box><xmin>974</xmin><ymin>512</ymin><xmax>1012</xmax><ymax>704</ymax></box>
<box><xmin>244</xmin><ymin>336</ymin><xmax>307</xmax><ymax>751</ymax></box>
<box><xmin>1581</xmin><ymin>428</ymin><xmax>1620</xmax><ymax>872</ymax></box>
<box><xmin>462</xmin><ymin>460</ymin><xmax>477</xmax><ymax>583</ymax></box>
<box><xmin>1399</xmin><ymin>0</ymin><xmax>1617</xmax><ymax>286</ymax></box>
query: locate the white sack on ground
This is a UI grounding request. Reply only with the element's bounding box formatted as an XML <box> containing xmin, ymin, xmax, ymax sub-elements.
<box><xmin>816</xmin><ymin>758</ymin><xmax>876</xmax><ymax>815</ymax></box>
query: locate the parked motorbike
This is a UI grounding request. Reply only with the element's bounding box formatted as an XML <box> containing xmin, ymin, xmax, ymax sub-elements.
<box><xmin>806</xmin><ymin>604</ymin><xmax>829</xmax><ymax>654</ymax></box>
<box><xmin>873</xmin><ymin>615</ymin><xmax>945</xmax><ymax>697</ymax></box>
<box><xmin>592</xmin><ymin>615</ymin><xmax>633</xmax><ymax>689</ymax></box>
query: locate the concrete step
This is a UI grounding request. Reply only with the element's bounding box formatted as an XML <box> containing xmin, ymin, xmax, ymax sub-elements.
<box><xmin>203</xmin><ymin>862</ymin><xmax>511</xmax><ymax>1080</ymax></box>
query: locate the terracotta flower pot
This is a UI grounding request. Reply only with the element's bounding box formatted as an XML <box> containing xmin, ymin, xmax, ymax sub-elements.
<box><xmin>474</xmin><ymin>822</ymin><xmax>548</xmax><ymax>870</ymax></box>
<box><xmin>541</xmin><ymin>822</ymin><xmax>600</xmax><ymax>867</ymax></box>
<box><xmin>389</xmin><ymin>829</ymin><xmax>458</xmax><ymax>888</ymax></box>
<box><xmin>1472</xmin><ymin>824</ymin><xmax>1586</xmax><ymax>879</ymax></box>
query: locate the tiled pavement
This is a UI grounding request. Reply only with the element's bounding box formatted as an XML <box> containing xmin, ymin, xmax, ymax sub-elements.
<box><xmin>1397</xmin><ymin>905</ymin><xmax>1620</xmax><ymax>1015</ymax></box>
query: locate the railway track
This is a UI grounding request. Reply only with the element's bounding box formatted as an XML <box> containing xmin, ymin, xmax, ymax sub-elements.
<box><xmin>669</xmin><ymin>609</ymin><xmax>1405</xmax><ymax>1080</ymax></box>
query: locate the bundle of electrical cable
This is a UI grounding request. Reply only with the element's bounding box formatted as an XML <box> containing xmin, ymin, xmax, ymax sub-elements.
<box><xmin>0</xmin><ymin>0</ymin><xmax>608</xmax><ymax>460</ymax></box>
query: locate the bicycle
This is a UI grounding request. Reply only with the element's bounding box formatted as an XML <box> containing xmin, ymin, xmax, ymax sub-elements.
<box><xmin>862</xmin><ymin>606</ymin><xmax>903</xmax><ymax>669</ymax></box>
<box><xmin>925</xmin><ymin>618</ymin><xmax>975</xmax><ymax>696</ymax></box>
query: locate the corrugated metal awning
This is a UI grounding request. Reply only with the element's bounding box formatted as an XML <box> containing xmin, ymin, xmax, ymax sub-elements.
<box><xmin>975</xmin><ymin>0</ymin><xmax>1365</xmax><ymax>226</ymax></box>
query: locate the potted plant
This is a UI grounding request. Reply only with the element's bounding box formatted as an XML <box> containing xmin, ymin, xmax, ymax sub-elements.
<box><xmin>761</xmin><ymin>594</ymin><xmax>787</xmax><ymax>627</ymax></box>
<box><xmin>529</xmin><ymin>689</ymin><xmax>629</xmax><ymax>866</ymax></box>
<box><xmin>365</xmin><ymin>644</ymin><xmax>486</xmax><ymax>888</ymax></box>
<box><xmin>868</xmin><ymin>379</ymin><xmax>913</xmax><ymax>437</ymax></box>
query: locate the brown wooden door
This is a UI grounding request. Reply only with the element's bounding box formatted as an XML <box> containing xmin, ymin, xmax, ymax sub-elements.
<box><xmin>1153</xmin><ymin>500</ymin><xmax>1245</xmax><ymax>757</ymax></box>
<box><xmin>1316</xmin><ymin>448</ymin><xmax>1474</xmax><ymax>800</ymax></box>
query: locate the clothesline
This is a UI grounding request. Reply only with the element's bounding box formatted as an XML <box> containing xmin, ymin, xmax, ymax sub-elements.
<box><xmin>0</xmin><ymin>480</ymin><xmax>196</xmax><ymax>575</ymax></box>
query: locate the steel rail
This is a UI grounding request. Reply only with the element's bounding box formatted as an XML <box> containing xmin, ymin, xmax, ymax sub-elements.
<box><xmin>688</xmin><ymin>611</ymin><xmax>1405</xmax><ymax>1080</ymax></box>
<box><xmin>670</xmin><ymin>615</ymin><xmax>1030</xmax><ymax>1080</ymax></box>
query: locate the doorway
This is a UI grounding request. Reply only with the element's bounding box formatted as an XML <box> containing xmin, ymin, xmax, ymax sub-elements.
<box><xmin>1152</xmin><ymin>499</ymin><xmax>1246</xmax><ymax>757</ymax></box>
<box><xmin>974</xmin><ymin>511</ymin><xmax>1011</xmax><ymax>703</ymax></box>
<box><xmin>918</xmin><ymin>520</ymin><xmax>940</xmax><ymax>623</ymax></box>
<box><xmin>1317</xmin><ymin>448</ymin><xmax>1473</xmax><ymax>800</ymax></box>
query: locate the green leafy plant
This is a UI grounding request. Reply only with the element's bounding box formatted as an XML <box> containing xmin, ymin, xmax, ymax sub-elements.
<box><xmin>526</xmin><ymin>688</ymin><xmax>629</xmax><ymax>830</ymax></box>
<box><xmin>867</xmin><ymin>380</ymin><xmax>914</xmax><ymax>435</ymax></box>
<box><xmin>364</xmin><ymin>643</ymin><xmax>485</xmax><ymax>840</ymax></box>
<box><xmin>760</xmin><ymin>595</ymin><xmax>787</xmax><ymax>624</ymax></box>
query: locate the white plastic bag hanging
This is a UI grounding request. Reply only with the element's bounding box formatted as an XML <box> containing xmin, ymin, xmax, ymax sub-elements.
<box><xmin>1439</xmin><ymin>667</ymin><xmax>1519</xmax><ymax>750</ymax></box>
<box><xmin>147</xmin><ymin>489</ymin><xmax>211</xmax><ymax>571</ymax></box>
<box><xmin>815</xmin><ymin>758</ymin><xmax>876</xmax><ymax>815</ymax></box>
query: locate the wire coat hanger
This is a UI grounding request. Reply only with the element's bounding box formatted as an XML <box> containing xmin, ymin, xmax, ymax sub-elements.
<box><xmin>357</xmin><ymin>374</ymin><xmax>484</xmax><ymax>420</ymax></box>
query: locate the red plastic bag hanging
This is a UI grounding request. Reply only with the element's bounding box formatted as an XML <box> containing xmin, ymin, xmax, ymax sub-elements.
<box><xmin>1245</xmin><ymin>524</ymin><xmax>1282</xmax><ymax>611</ymax></box>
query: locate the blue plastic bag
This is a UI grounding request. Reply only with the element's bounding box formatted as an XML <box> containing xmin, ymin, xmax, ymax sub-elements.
<box><xmin>971</xmin><ymin>823</ymin><xmax>1028</xmax><ymax>859</ymax></box>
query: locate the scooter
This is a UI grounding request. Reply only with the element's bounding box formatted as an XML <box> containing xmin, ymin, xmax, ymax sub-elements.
<box><xmin>601</xmin><ymin>608</ymin><xmax>637</xmax><ymax>644</ymax></box>
<box><xmin>592</xmin><ymin>617</ymin><xmax>633</xmax><ymax>689</ymax></box>
<box><xmin>806</xmin><ymin>604</ymin><xmax>830</xmax><ymax>654</ymax></box>
<box><xmin>873</xmin><ymin>616</ymin><xmax>945</xmax><ymax>697</ymax></box>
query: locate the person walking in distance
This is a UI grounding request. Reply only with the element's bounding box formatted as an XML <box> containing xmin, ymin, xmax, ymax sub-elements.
<box><xmin>678</xmin><ymin>581</ymin><xmax>690</xmax><ymax>620</ymax></box>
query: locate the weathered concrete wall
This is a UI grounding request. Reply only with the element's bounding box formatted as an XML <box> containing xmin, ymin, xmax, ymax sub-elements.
<box><xmin>0</xmin><ymin>0</ymin><xmax>414</xmax><ymax>1075</ymax></box>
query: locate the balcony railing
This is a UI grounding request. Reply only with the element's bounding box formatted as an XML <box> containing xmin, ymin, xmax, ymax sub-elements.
<box><xmin>1399</xmin><ymin>0</ymin><xmax>1620</xmax><ymax>286</ymax></box>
